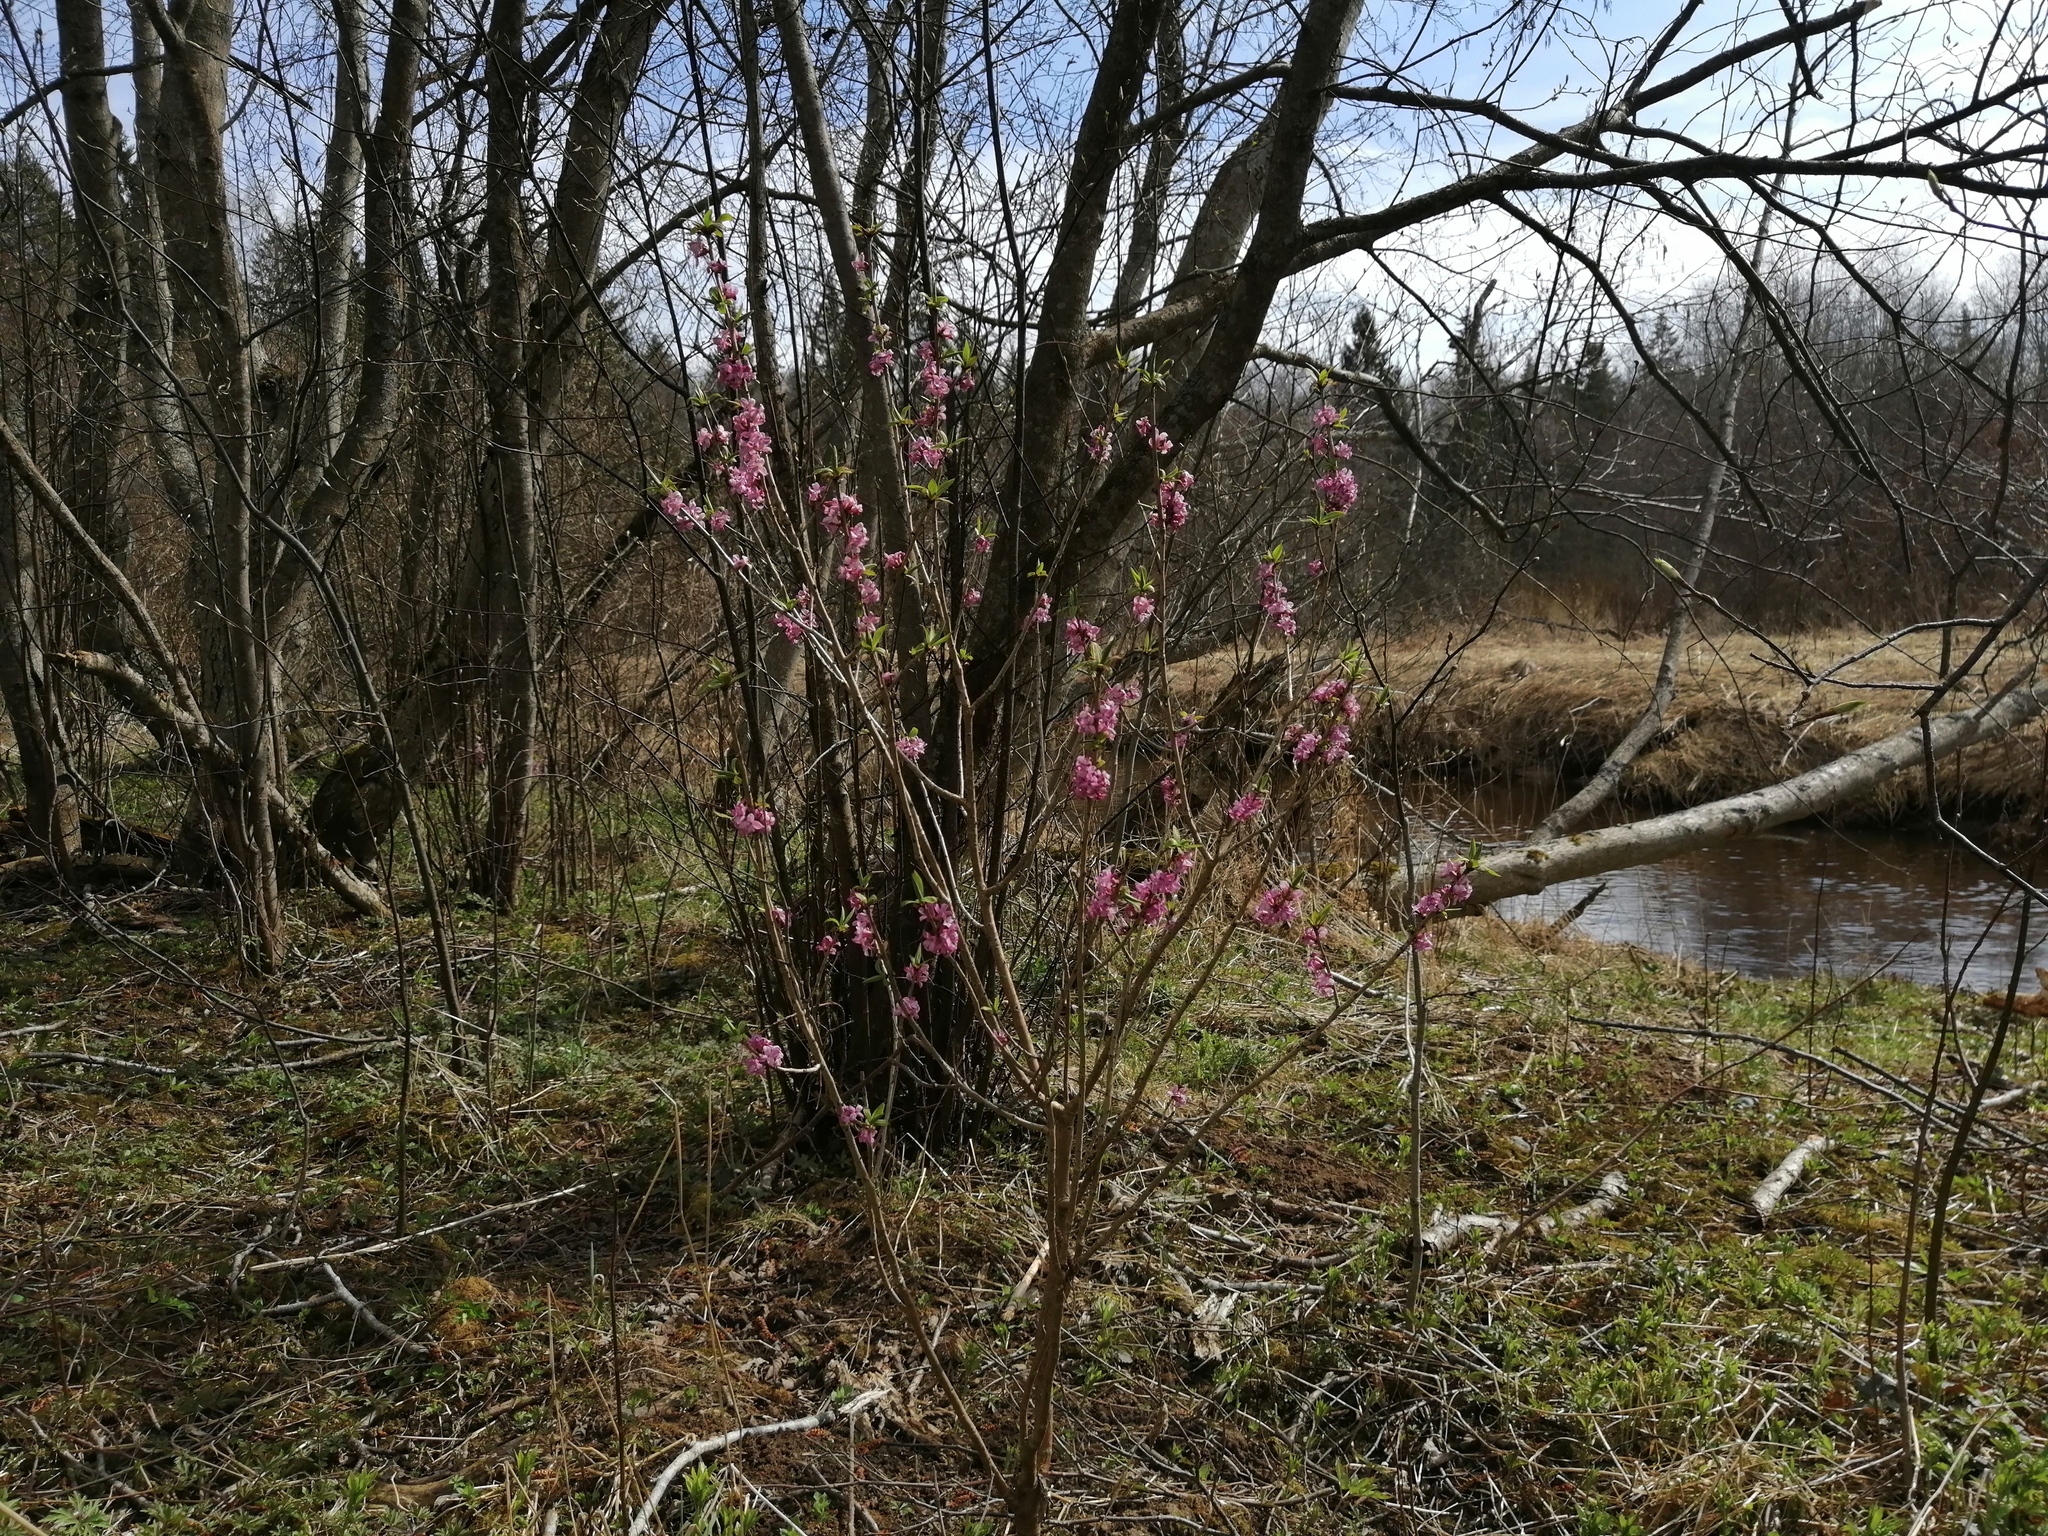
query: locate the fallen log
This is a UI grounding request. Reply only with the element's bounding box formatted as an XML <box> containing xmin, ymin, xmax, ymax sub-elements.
<box><xmin>1462</xmin><ymin>674</ymin><xmax>2048</xmax><ymax>908</ymax></box>
<box><xmin>1751</xmin><ymin>1135</ymin><xmax>1830</xmax><ymax>1221</ymax></box>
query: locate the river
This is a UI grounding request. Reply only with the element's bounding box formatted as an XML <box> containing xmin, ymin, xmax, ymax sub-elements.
<box><xmin>1462</xmin><ymin>794</ymin><xmax>2045</xmax><ymax>993</ymax></box>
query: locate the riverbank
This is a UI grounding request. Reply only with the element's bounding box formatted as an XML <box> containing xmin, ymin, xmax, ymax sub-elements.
<box><xmin>1389</xmin><ymin>624</ymin><xmax>2046</xmax><ymax>828</ymax></box>
<box><xmin>3</xmin><ymin>890</ymin><xmax>2046</xmax><ymax>1533</ymax></box>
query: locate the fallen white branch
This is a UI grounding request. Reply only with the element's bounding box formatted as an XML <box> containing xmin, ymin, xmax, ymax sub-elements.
<box><xmin>246</xmin><ymin>1183</ymin><xmax>589</xmax><ymax>1272</ymax></box>
<box><xmin>1981</xmin><ymin>1081</ymin><xmax>2041</xmax><ymax>1112</ymax></box>
<box><xmin>1416</xmin><ymin>1211</ymin><xmax>1506</xmax><ymax>1259</ymax></box>
<box><xmin>1536</xmin><ymin>1172</ymin><xmax>1630</xmax><ymax>1237</ymax></box>
<box><xmin>1464</xmin><ymin>674</ymin><xmax>2048</xmax><ymax>906</ymax></box>
<box><xmin>1751</xmin><ymin>1135</ymin><xmax>1830</xmax><ymax>1221</ymax></box>
<box><xmin>628</xmin><ymin>1387</ymin><xmax>890</xmax><ymax>1536</ymax></box>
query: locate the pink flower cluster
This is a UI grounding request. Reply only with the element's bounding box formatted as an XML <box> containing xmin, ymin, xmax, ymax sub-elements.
<box><xmin>1286</xmin><ymin>674</ymin><xmax>1364</xmax><ymax>765</ymax></box>
<box><xmin>1065</xmin><ymin>617</ymin><xmax>1101</xmax><ymax>656</ymax></box>
<box><xmin>1412</xmin><ymin>860</ymin><xmax>1474</xmax><ymax>919</ymax></box>
<box><xmin>1130</xmin><ymin>594</ymin><xmax>1155</xmax><ymax>624</ymax></box>
<box><xmin>1074</xmin><ymin>681</ymin><xmax>1140</xmax><ymax>741</ymax></box>
<box><xmin>1085</xmin><ymin>851</ymin><xmax>1196</xmax><ymax>934</ymax></box>
<box><xmin>1252</xmin><ymin>882</ymin><xmax>1304</xmax><ymax>929</ymax></box>
<box><xmin>919</xmin><ymin>899</ymin><xmax>962</xmax><ymax>956</ymax></box>
<box><xmin>730</xmin><ymin>799</ymin><xmax>775</xmax><ymax>836</ymax></box>
<box><xmin>849</xmin><ymin>891</ymin><xmax>881</xmax><ymax>956</ymax></box>
<box><xmin>741</xmin><ymin>1033</ymin><xmax>784</xmax><ymax>1076</ymax></box>
<box><xmin>1226</xmin><ymin>791</ymin><xmax>1265</xmax><ymax>824</ymax></box>
<box><xmin>772</xmin><ymin>587</ymin><xmax>817</xmax><ymax>644</ymax></box>
<box><xmin>1025</xmin><ymin>592</ymin><xmax>1051</xmax><ymax>630</ymax></box>
<box><xmin>1070</xmin><ymin>756</ymin><xmax>1111</xmax><ymax>801</ymax></box>
<box><xmin>1259</xmin><ymin>561</ymin><xmax>1298</xmax><ymax>639</ymax></box>
<box><xmin>808</xmin><ymin>479</ymin><xmax>864</xmax><ymax>534</ymax></box>
<box><xmin>1150</xmin><ymin>469</ymin><xmax>1194</xmax><ymax>532</ymax></box>
<box><xmin>1134</xmin><ymin>417</ymin><xmax>1173</xmax><ymax>454</ymax></box>
<box><xmin>1084</xmin><ymin>423</ymin><xmax>1112</xmax><ymax>463</ymax></box>
<box><xmin>1304</xmin><ymin>925</ymin><xmax>1335</xmax><ymax>997</ymax></box>
<box><xmin>1314</xmin><ymin>466</ymin><xmax>1358</xmax><ymax>516</ymax></box>
<box><xmin>839</xmin><ymin>1102</ymin><xmax>877</xmax><ymax>1147</ymax></box>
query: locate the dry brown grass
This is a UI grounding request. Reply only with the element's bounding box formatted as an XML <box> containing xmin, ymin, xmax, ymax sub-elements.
<box><xmin>1174</xmin><ymin>624</ymin><xmax>2048</xmax><ymax>826</ymax></box>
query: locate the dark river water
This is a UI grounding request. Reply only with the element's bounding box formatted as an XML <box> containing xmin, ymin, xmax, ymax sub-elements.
<box><xmin>1459</xmin><ymin>793</ymin><xmax>2044</xmax><ymax>992</ymax></box>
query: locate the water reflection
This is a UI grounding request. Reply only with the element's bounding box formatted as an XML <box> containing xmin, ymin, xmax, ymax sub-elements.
<box><xmin>1462</xmin><ymin>793</ymin><xmax>2044</xmax><ymax>992</ymax></box>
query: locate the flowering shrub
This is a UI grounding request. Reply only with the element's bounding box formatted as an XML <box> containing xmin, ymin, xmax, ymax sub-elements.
<box><xmin>643</xmin><ymin>215</ymin><xmax>1443</xmax><ymax>1528</ymax></box>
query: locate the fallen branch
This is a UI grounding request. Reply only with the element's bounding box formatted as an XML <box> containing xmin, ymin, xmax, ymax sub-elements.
<box><xmin>1982</xmin><ymin>1081</ymin><xmax>2041</xmax><ymax>1111</ymax></box>
<box><xmin>1464</xmin><ymin>672</ymin><xmax>2048</xmax><ymax>907</ymax></box>
<box><xmin>1751</xmin><ymin>1135</ymin><xmax>1830</xmax><ymax>1221</ymax></box>
<box><xmin>1001</xmin><ymin>1240</ymin><xmax>1049</xmax><ymax>1321</ymax></box>
<box><xmin>1415</xmin><ymin>1211</ymin><xmax>1506</xmax><ymax>1260</ymax></box>
<box><xmin>628</xmin><ymin>1387</ymin><xmax>890</xmax><ymax>1536</ymax></box>
<box><xmin>14</xmin><ymin>1050</ymin><xmax>181</xmax><ymax>1077</ymax></box>
<box><xmin>245</xmin><ymin>1183</ymin><xmax>590</xmax><ymax>1273</ymax></box>
<box><xmin>317</xmin><ymin>1263</ymin><xmax>430</xmax><ymax>1354</ymax></box>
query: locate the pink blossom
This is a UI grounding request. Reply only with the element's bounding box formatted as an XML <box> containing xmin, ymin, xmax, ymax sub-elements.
<box><xmin>883</xmin><ymin>550</ymin><xmax>907</xmax><ymax>571</ymax></box>
<box><xmin>897</xmin><ymin>733</ymin><xmax>927</xmax><ymax>762</ymax></box>
<box><xmin>1290</xmin><ymin>730</ymin><xmax>1321</xmax><ymax>766</ymax></box>
<box><xmin>1131</xmin><ymin>852</ymin><xmax>1195</xmax><ymax>928</ymax></box>
<box><xmin>838</xmin><ymin>1103</ymin><xmax>877</xmax><ymax>1145</ymax></box>
<box><xmin>1259</xmin><ymin>561</ymin><xmax>1298</xmax><ymax>639</ymax></box>
<box><xmin>909</xmin><ymin>436</ymin><xmax>944</xmax><ymax>472</ymax></box>
<box><xmin>1314</xmin><ymin>467</ymin><xmax>1358</xmax><ymax>514</ymax></box>
<box><xmin>1025</xmin><ymin>592</ymin><xmax>1051</xmax><ymax>629</ymax></box>
<box><xmin>868</xmin><ymin>349</ymin><xmax>895</xmax><ymax>375</ymax></box>
<box><xmin>1308</xmin><ymin>558</ymin><xmax>1326</xmax><ymax>577</ymax></box>
<box><xmin>919</xmin><ymin>900</ymin><xmax>962</xmax><ymax>955</ymax></box>
<box><xmin>660</xmin><ymin>491</ymin><xmax>704</xmax><ymax>530</ymax></box>
<box><xmin>1252</xmin><ymin>883</ymin><xmax>1303</xmax><ymax>929</ymax></box>
<box><xmin>963</xmin><ymin>587</ymin><xmax>982</xmax><ymax>608</ymax></box>
<box><xmin>1150</xmin><ymin>469</ymin><xmax>1194</xmax><ymax>531</ymax></box>
<box><xmin>1321</xmin><ymin>723</ymin><xmax>1351</xmax><ymax>762</ymax></box>
<box><xmin>902</xmin><ymin>960</ymin><xmax>931</xmax><ymax>987</ymax></box>
<box><xmin>742</xmin><ymin>1033</ymin><xmax>784</xmax><ymax>1076</ymax></box>
<box><xmin>850</xmin><ymin>896</ymin><xmax>881</xmax><ymax>956</ymax></box>
<box><xmin>1069</xmin><ymin>756</ymin><xmax>1111</xmax><ymax>801</ymax></box>
<box><xmin>1065</xmin><ymin>617</ymin><xmax>1101</xmax><ymax>656</ymax></box>
<box><xmin>728</xmin><ymin>553</ymin><xmax>751</xmax><ymax>571</ymax></box>
<box><xmin>973</xmin><ymin>531</ymin><xmax>993</xmax><ymax>554</ymax></box>
<box><xmin>1134</xmin><ymin>417</ymin><xmax>1173</xmax><ymax>454</ymax></box>
<box><xmin>1226</xmin><ymin>791</ymin><xmax>1265</xmax><ymax>824</ymax></box>
<box><xmin>1312</xmin><ymin>402</ymin><xmax>1339</xmax><ymax>429</ymax></box>
<box><xmin>730</xmin><ymin>799</ymin><xmax>776</xmax><ymax>836</ymax></box>
<box><xmin>1160</xmin><ymin>775</ymin><xmax>1181</xmax><ymax>807</ymax></box>
<box><xmin>857</xmin><ymin>577</ymin><xmax>881</xmax><ymax>607</ymax></box>
<box><xmin>1304</xmin><ymin>926</ymin><xmax>1335</xmax><ymax>998</ymax></box>
<box><xmin>769</xmin><ymin>905</ymin><xmax>789</xmax><ymax>929</ymax></box>
<box><xmin>688</xmin><ymin>236</ymin><xmax>710</xmax><ymax>259</ymax></box>
<box><xmin>1413</xmin><ymin>931</ymin><xmax>1435</xmax><ymax>954</ymax></box>
<box><xmin>894</xmin><ymin>994</ymin><xmax>920</xmax><ymax>1020</ymax></box>
<box><xmin>816</xmin><ymin>934</ymin><xmax>840</xmax><ymax>956</ymax></box>
<box><xmin>1084</xmin><ymin>424</ymin><xmax>1112</xmax><ymax>463</ymax></box>
<box><xmin>1167</xmin><ymin>1084</ymin><xmax>1190</xmax><ymax>1109</ymax></box>
<box><xmin>1131</xmin><ymin>594</ymin><xmax>1155</xmax><ymax>624</ymax></box>
<box><xmin>1085</xmin><ymin>866</ymin><xmax>1123</xmax><ymax>924</ymax></box>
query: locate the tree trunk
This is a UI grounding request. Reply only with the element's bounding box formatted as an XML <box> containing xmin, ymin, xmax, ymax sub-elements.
<box><xmin>0</xmin><ymin>463</ymin><xmax>80</xmax><ymax>876</ymax></box>
<box><xmin>53</xmin><ymin>0</ymin><xmax>132</xmax><ymax>656</ymax></box>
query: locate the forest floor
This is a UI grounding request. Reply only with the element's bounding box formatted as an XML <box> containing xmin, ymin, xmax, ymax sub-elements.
<box><xmin>3</xmin><ymin>882</ymin><xmax>2047</xmax><ymax>1536</ymax></box>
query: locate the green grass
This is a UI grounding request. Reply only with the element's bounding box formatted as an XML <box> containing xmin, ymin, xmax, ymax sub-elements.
<box><xmin>2</xmin><ymin>887</ymin><xmax>2045</xmax><ymax>1534</ymax></box>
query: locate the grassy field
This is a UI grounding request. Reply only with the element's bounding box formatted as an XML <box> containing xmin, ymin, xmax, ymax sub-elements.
<box><xmin>2</xmin><ymin>883</ymin><xmax>2046</xmax><ymax>1535</ymax></box>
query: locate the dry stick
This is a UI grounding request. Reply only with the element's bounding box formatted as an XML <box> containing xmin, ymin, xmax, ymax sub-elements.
<box><xmin>627</xmin><ymin>1388</ymin><xmax>891</xmax><ymax>1536</ymax></box>
<box><xmin>1924</xmin><ymin>892</ymin><xmax>2033</xmax><ymax>1324</ymax></box>
<box><xmin>319</xmin><ymin>1263</ymin><xmax>430</xmax><ymax>1354</ymax></box>
<box><xmin>0</xmin><ymin>1498</ymin><xmax>51</xmax><ymax>1536</ymax></box>
<box><xmin>1751</xmin><ymin>1136</ymin><xmax>1831</xmax><ymax>1222</ymax></box>
<box><xmin>246</xmin><ymin>1183</ymin><xmax>589</xmax><ymax>1272</ymax></box>
<box><xmin>1979</xmin><ymin>1081</ymin><xmax>2040</xmax><ymax>1111</ymax></box>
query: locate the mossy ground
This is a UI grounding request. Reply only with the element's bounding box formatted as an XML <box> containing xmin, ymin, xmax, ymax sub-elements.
<box><xmin>2</xmin><ymin>884</ymin><xmax>2045</xmax><ymax>1535</ymax></box>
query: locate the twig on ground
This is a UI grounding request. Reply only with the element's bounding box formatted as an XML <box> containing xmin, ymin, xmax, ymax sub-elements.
<box><xmin>318</xmin><ymin>1264</ymin><xmax>430</xmax><ymax>1354</ymax></box>
<box><xmin>246</xmin><ymin>1183</ymin><xmax>589</xmax><ymax>1272</ymax></box>
<box><xmin>627</xmin><ymin>1387</ymin><xmax>891</xmax><ymax>1536</ymax></box>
